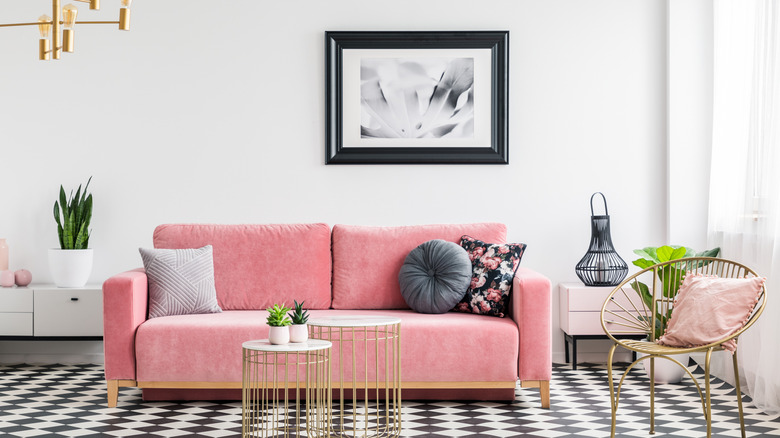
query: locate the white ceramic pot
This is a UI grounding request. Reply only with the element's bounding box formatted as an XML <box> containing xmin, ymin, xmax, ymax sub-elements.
<box><xmin>268</xmin><ymin>326</ymin><xmax>290</xmax><ymax>345</ymax></box>
<box><xmin>289</xmin><ymin>324</ymin><xmax>308</xmax><ymax>343</ymax></box>
<box><xmin>640</xmin><ymin>353</ymin><xmax>690</xmax><ymax>384</ymax></box>
<box><xmin>48</xmin><ymin>248</ymin><xmax>93</xmax><ymax>288</ymax></box>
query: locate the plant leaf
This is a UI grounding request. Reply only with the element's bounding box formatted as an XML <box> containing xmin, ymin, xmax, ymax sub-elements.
<box><xmin>697</xmin><ymin>247</ymin><xmax>721</xmax><ymax>258</ymax></box>
<box><xmin>656</xmin><ymin>246</ymin><xmax>674</xmax><ymax>262</ymax></box>
<box><xmin>633</xmin><ymin>247</ymin><xmax>659</xmax><ymax>263</ymax></box>
<box><xmin>632</xmin><ymin>259</ymin><xmax>654</xmax><ymax>269</ymax></box>
<box><xmin>630</xmin><ymin>280</ymin><xmax>653</xmax><ymax>308</ymax></box>
<box><xmin>669</xmin><ymin>246</ymin><xmax>687</xmax><ymax>260</ymax></box>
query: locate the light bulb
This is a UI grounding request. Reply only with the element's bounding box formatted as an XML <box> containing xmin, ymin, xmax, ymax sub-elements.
<box><xmin>38</xmin><ymin>15</ymin><xmax>52</xmax><ymax>39</ymax></box>
<box><xmin>62</xmin><ymin>4</ymin><xmax>78</xmax><ymax>29</ymax></box>
<box><xmin>62</xmin><ymin>4</ymin><xmax>78</xmax><ymax>52</ymax></box>
<box><xmin>120</xmin><ymin>0</ymin><xmax>132</xmax><ymax>8</ymax></box>
<box><xmin>38</xmin><ymin>15</ymin><xmax>51</xmax><ymax>60</ymax></box>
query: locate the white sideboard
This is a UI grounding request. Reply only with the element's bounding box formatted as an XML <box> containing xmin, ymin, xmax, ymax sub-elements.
<box><xmin>0</xmin><ymin>284</ymin><xmax>103</xmax><ymax>339</ymax></box>
<box><xmin>559</xmin><ymin>282</ymin><xmax>645</xmax><ymax>369</ymax></box>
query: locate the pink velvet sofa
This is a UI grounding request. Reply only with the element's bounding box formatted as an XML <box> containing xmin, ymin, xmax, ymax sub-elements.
<box><xmin>102</xmin><ymin>223</ymin><xmax>552</xmax><ymax>407</ymax></box>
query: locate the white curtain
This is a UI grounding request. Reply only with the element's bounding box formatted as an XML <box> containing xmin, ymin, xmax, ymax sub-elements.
<box><xmin>709</xmin><ymin>0</ymin><xmax>780</xmax><ymax>415</ymax></box>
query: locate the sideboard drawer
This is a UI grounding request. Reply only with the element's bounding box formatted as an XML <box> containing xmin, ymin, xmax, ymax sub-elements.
<box><xmin>0</xmin><ymin>313</ymin><xmax>33</xmax><ymax>336</ymax></box>
<box><xmin>33</xmin><ymin>289</ymin><xmax>103</xmax><ymax>337</ymax></box>
<box><xmin>567</xmin><ymin>311</ymin><xmax>644</xmax><ymax>336</ymax></box>
<box><xmin>562</xmin><ymin>283</ymin><xmax>640</xmax><ymax>312</ymax></box>
<box><xmin>0</xmin><ymin>289</ymin><xmax>34</xmax><ymax>312</ymax></box>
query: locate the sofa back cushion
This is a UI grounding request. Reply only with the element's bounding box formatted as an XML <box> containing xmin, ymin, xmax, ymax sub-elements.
<box><xmin>153</xmin><ymin>223</ymin><xmax>332</xmax><ymax>310</ymax></box>
<box><xmin>331</xmin><ymin>223</ymin><xmax>507</xmax><ymax>309</ymax></box>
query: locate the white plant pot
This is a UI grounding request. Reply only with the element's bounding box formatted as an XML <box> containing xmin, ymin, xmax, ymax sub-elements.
<box><xmin>289</xmin><ymin>324</ymin><xmax>308</xmax><ymax>343</ymax></box>
<box><xmin>48</xmin><ymin>248</ymin><xmax>93</xmax><ymax>288</ymax></box>
<box><xmin>640</xmin><ymin>353</ymin><xmax>690</xmax><ymax>384</ymax></box>
<box><xmin>268</xmin><ymin>326</ymin><xmax>290</xmax><ymax>345</ymax></box>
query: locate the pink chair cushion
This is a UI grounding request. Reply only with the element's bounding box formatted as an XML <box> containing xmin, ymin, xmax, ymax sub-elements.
<box><xmin>331</xmin><ymin>223</ymin><xmax>507</xmax><ymax>309</ymax></box>
<box><xmin>657</xmin><ymin>274</ymin><xmax>765</xmax><ymax>352</ymax></box>
<box><xmin>153</xmin><ymin>224</ymin><xmax>332</xmax><ymax>310</ymax></box>
<box><xmin>134</xmin><ymin>309</ymin><xmax>519</xmax><ymax>383</ymax></box>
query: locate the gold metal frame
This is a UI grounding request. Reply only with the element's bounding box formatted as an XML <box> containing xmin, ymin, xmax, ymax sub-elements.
<box><xmin>600</xmin><ymin>257</ymin><xmax>767</xmax><ymax>438</ymax></box>
<box><xmin>0</xmin><ymin>0</ymin><xmax>130</xmax><ymax>60</ymax></box>
<box><xmin>309</xmin><ymin>322</ymin><xmax>402</xmax><ymax>438</ymax></box>
<box><xmin>242</xmin><ymin>347</ymin><xmax>331</xmax><ymax>438</ymax></box>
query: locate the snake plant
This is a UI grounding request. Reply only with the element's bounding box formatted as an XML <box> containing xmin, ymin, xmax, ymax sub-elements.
<box><xmin>53</xmin><ymin>177</ymin><xmax>93</xmax><ymax>250</ymax></box>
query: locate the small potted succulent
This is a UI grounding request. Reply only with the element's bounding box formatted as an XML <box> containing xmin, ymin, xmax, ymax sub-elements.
<box><xmin>288</xmin><ymin>300</ymin><xmax>309</xmax><ymax>343</ymax></box>
<box><xmin>266</xmin><ymin>303</ymin><xmax>292</xmax><ymax>345</ymax></box>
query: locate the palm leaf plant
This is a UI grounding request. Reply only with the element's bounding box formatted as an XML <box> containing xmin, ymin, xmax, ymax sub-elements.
<box><xmin>266</xmin><ymin>303</ymin><xmax>292</xmax><ymax>327</ymax></box>
<box><xmin>630</xmin><ymin>245</ymin><xmax>721</xmax><ymax>339</ymax></box>
<box><xmin>53</xmin><ymin>177</ymin><xmax>93</xmax><ymax>250</ymax></box>
<box><xmin>288</xmin><ymin>300</ymin><xmax>309</xmax><ymax>325</ymax></box>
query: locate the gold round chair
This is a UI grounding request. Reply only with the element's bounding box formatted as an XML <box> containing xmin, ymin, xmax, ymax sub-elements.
<box><xmin>600</xmin><ymin>257</ymin><xmax>767</xmax><ymax>438</ymax></box>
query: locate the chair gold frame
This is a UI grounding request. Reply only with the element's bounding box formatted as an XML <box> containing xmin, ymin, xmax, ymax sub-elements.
<box><xmin>600</xmin><ymin>257</ymin><xmax>766</xmax><ymax>438</ymax></box>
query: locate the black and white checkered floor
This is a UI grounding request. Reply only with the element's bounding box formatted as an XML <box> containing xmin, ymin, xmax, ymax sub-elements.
<box><xmin>1</xmin><ymin>362</ymin><xmax>779</xmax><ymax>437</ymax></box>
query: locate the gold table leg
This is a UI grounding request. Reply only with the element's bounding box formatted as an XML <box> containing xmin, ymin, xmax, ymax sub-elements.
<box><xmin>242</xmin><ymin>345</ymin><xmax>331</xmax><ymax>437</ymax></box>
<box><xmin>311</xmin><ymin>322</ymin><xmax>402</xmax><ymax>438</ymax></box>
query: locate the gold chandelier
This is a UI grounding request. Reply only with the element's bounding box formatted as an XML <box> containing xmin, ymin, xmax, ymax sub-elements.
<box><xmin>0</xmin><ymin>0</ymin><xmax>133</xmax><ymax>60</ymax></box>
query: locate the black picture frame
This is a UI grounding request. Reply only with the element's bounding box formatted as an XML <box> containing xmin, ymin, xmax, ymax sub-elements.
<box><xmin>326</xmin><ymin>31</ymin><xmax>509</xmax><ymax>164</ymax></box>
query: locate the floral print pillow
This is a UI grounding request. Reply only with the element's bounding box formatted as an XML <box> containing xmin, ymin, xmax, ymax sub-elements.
<box><xmin>453</xmin><ymin>235</ymin><xmax>526</xmax><ymax>318</ymax></box>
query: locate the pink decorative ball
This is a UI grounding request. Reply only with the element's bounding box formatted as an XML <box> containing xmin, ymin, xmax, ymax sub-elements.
<box><xmin>0</xmin><ymin>270</ymin><xmax>14</xmax><ymax>287</ymax></box>
<box><xmin>14</xmin><ymin>269</ymin><xmax>32</xmax><ymax>287</ymax></box>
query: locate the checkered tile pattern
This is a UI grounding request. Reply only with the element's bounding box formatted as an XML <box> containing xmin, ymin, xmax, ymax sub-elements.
<box><xmin>0</xmin><ymin>362</ymin><xmax>778</xmax><ymax>437</ymax></box>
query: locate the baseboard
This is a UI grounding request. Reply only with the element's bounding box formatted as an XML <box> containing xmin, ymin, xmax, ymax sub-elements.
<box><xmin>0</xmin><ymin>353</ymin><xmax>104</xmax><ymax>365</ymax></box>
<box><xmin>0</xmin><ymin>340</ymin><xmax>104</xmax><ymax>365</ymax></box>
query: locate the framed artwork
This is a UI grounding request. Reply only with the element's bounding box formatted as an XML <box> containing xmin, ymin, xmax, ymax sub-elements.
<box><xmin>325</xmin><ymin>31</ymin><xmax>509</xmax><ymax>164</ymax></box>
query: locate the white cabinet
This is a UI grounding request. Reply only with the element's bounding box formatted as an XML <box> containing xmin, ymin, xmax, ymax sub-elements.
<box><xmin>0</xmin><ymin>284</ymin><xmax>102</xmax><ymax>338</ymax></box>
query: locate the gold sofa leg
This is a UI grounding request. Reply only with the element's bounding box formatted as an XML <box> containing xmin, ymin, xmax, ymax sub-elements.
<box><xmin>521</xmin><ymin>380</ymin><xmax>551</xmax><ymax>408</ymax></box>
<box><xmin>107</xmin><ymin>379</ymin><xmax>136</xmax><ymax>407</ymax></box>
<box><xmin>107</xmin><ymin>380</ymin><xmax>118</xmax><ymax>407</ymax></box>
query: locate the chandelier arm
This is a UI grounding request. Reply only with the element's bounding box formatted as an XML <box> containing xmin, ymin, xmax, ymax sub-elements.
<box><xmin>0</xmin><ymin>20</ymin><xmax>118</xmax><ymax>27</ymax></box>
<box><xmin>0</xmin><ymin>22</ymin><xmax>43</xmax><ymax>27</ymax></box>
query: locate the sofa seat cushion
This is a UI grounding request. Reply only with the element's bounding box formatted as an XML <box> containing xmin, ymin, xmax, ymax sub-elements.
<box><xmin>153</xmin><ymin>223</ymin><xmax>332</xmax><ymax>310</ymax></box>
<box><xmin>135</xmin><ymin>309</ymin><xmax>519</xmax><ymax>383</ymax></box>
<box><xmin>332</xmin><ymin>223</ymin><xmax>507</xmax><ymax>310</ymax></box>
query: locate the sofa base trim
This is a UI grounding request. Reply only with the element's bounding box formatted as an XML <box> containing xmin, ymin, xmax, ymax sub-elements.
<box><xmin>135</xmin><ymin>380</ymin><xmax>517</xmax><ymax>390</ymax></box>
<box><xmin>106</xmin><ymin>380</ymin><xmax>524</xmax><ymax>406</ymax></box>
<box><xmin>142</xmin><ymin>387</ymin><xmax>517</xmax><ymax>402</ymax></box>
<box><xmin>107</xmin><ymin>380</ymin><xmax>550</xmax><ymax>407</ymax></box>
<box><xmin>521</xmin><ymin>380</ymin><xmax>550</xmax><ymax>408</ymax></box>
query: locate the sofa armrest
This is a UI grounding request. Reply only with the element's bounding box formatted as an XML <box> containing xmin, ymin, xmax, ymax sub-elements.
<box><xmin>103</xmin><ymin>268</ymin><xmax>148</xmax><ymax>381</ymax></box>
<box><xmin>511</xmin><ymin>267</ymin><xmax>552</xmax><ymax>382</ymax></box>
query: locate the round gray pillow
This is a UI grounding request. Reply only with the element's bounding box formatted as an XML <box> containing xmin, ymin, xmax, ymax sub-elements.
<box><xmin>398</xmin><ymin>239</ymin><xmax>472</xmax><ymax>314</ymax></box>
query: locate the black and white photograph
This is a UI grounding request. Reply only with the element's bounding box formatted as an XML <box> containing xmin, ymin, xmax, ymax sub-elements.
<box><xmin>326</xmin><ymin>31</ymin><xmax>509</xmax><ymax>164</ymax></box>
<box><xmin>360</xmin><ymin>57</ymin><xmax>475</xmax><ymax>140</ymax></box>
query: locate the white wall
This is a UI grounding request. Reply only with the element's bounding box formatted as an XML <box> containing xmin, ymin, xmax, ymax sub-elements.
<box><xmin>668</xmin><ymin>0</ymin><xmax>713</xmax><ymax>250</ymax></box>
<box><xmin>0</xmin><ymin>0</ymin><xmax>667</xmax><ymax>364</ymax></box>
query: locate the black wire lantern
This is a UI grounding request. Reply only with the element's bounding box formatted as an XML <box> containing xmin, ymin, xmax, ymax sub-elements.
<box><xmin>575</xmin><ymin>192</ymin><xmax>628</xmax><ymax>286</ymax></box>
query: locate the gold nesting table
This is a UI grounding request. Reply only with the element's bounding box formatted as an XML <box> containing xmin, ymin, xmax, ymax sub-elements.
<box><xmin>242</xmin><ymin>339</ymin><xmax>332</xmax><ymax>438</ymax></box>
<box><xmin>308</xmin><ymin>316</ymin><xmax>402</xmax><ymax>438</ymax></box>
